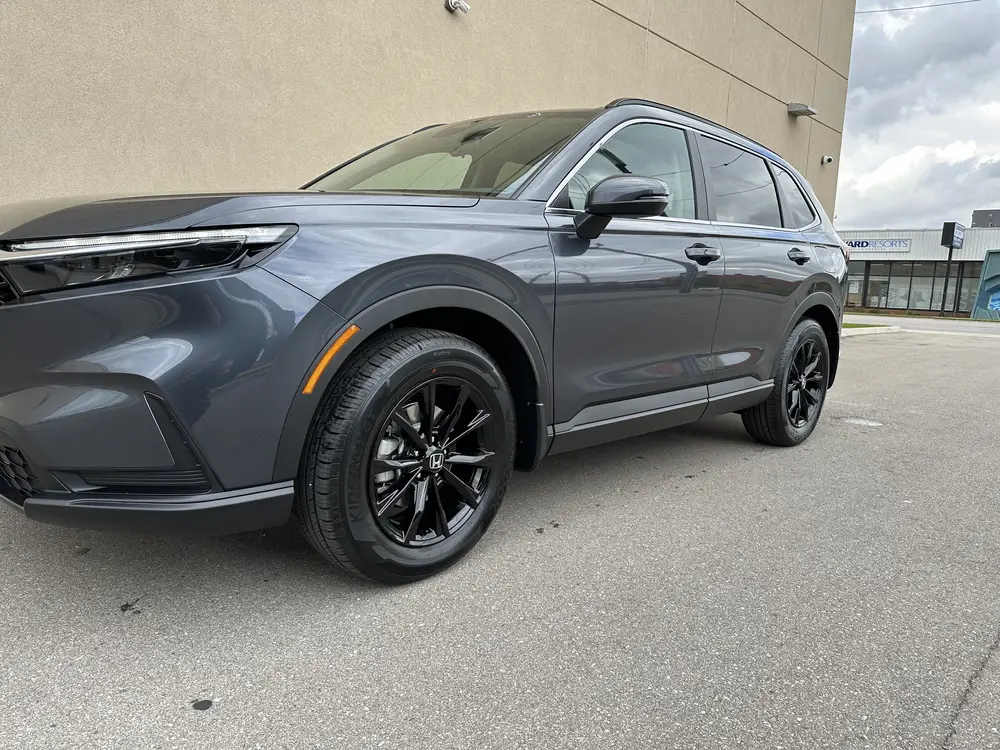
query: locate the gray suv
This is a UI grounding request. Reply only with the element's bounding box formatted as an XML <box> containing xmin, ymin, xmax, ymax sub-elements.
<box><xmin>0</xmin><ymin>99</ymin><xmax>848</xmax><ymax>583</ymax></box>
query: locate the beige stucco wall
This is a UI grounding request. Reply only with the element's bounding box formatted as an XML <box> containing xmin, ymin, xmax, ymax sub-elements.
<box><xmin>0</xmin><ymin>0</ymin><xmax>856</xmax><ymax>212</ymax></box>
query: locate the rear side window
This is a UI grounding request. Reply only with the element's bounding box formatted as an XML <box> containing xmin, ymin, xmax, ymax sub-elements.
<box><xmin>699</xmin><ymin>137</ymin><xmax>781</xmax><ymax>227</ymax></box>
<box><xmin>773</xmin><ymin>165</ymin><xmax>816</xmax><ymax>228</ymax></box>
<box><xmin>555</xmin><ymin>122</ymin><xmax>696</xmax><ymax>219</ymax></box>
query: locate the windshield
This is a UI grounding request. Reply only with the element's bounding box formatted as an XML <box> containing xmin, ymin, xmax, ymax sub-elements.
<box><xmin>307</xmin><ymin>111</ymin><xmax>595</xmax><ymax>198</ymax></box>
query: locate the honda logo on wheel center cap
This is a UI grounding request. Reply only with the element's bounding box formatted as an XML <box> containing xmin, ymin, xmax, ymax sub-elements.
<box><xmin>428</xmin><ymin>452</ymin><xmax>445</xmax><ymax>471</ymax></box>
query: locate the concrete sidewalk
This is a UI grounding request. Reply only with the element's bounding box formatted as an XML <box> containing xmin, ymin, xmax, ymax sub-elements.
<box><xmin>845</xmin><ymin>313</ymin><xmax>1000</xmax><ymax>337</ymax></box>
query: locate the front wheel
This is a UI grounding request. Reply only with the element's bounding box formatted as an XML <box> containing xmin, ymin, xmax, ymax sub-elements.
<box><xmin>295</xmin><ymin>327</ymin><xmax>516</xmax><ymax>584</ymax></box>
<box><xmin>742</xmin><ymin>318</ymin><xmax>830</xmax><ymax>447</ymax></box>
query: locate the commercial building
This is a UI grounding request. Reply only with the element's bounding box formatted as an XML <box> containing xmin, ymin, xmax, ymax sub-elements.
<box><xmin>1</xmin><ymin>0</ymin><xmax>857</xmax><ymax>214</ymax></box>
<box><xmin>840</xmin><ymin>228</ymin><xmax>1000</xmax><ymax>319</ymax></box>
<box><xmin>972</xmin><ymin>209</ymin><xmax>1000</xmax><ymax>229</ymax></box>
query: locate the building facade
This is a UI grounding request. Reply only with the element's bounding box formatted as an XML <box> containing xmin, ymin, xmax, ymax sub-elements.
<box><xmin>840</xmin><ymin>228</ymin><xmax>1000</xmax><ymax>318</ymax></box>
<box><xmin>1</xmin><ymin>0</ymin><xmax>857</xmax><ymax>213</ymax></box>
<box><xmin>972</xmin><ymin>209</ymin><xmax>1000</xmax><ymax>229</ymax></box>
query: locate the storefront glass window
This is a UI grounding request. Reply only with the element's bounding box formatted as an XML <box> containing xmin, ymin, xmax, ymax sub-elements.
<box><xmin>847</xmin><ymin>261</ymin><xmax>865</xmax><ymax>307</ymax></box>
<box><xmin>958</xmin><ymin>262</ymin><xmax>983</xmax><ymax>313</ymax></box>
<box><xmin>887</xmin><ymin>262</ymin><xmax>912</xmax><ymax>309</ymax></box>
<box><xmin>866</xmin><ymin>262</ymin><xmax>889</xmax><ymax>308</ymax></box>
<box><xmin>932</xmin><ymin>262</ymin><xmax>961</xmax><ymax>312</ymax></box>
<box><xmin>945</xmin><ymin>263</ymin><xmax>960</xmax><ymax>312</ymax></box>
<box><xmin>931</xmin><ymin>262</ymin><xmax>948</xmax><ymax>311</ymax></box>
<box><xmin>908</xmin><ymin>262</ymin><xmax>935</xmax><ymax>310</ymax></box>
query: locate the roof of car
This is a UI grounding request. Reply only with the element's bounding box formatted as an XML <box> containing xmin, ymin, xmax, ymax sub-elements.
<box><xmin>603</xmin><ymin>98</ymin><xmax>780</xmax><ymax>162</ymax></box>
<box><xmin>453</xmin><ymin>100</ymin><xmax>783</xmax><ymax>165</ymax></box>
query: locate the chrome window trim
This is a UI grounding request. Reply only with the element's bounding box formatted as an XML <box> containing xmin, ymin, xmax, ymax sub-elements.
<box><xmin>543</xmin><ymin>118</ymin><xmax>698</xmax><ymax>217</ymax></box>
<box><xmin>544</xmin><ymin>115</ymin><xmax>822</xmax><ymax>233</ymax></box>
<box><xmin>544</xmin><ymin>207</ymin><xmax>713</xmax><ymax>228</ymax></box>
<box><xmin>712</xmin><ymin>219</ymin><xmax>819</xmax><ymax>234</ymax></box>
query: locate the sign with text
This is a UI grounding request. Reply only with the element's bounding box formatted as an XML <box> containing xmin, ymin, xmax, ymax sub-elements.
<box><xmin>844</xmin><ymin>238</ymin><xmax>911</xmax><ymax>252</ymax></box>
<box><xmin>941</xmin><ymin>222</ymin><xmax>966</xmax><ymax>250</ymax></box>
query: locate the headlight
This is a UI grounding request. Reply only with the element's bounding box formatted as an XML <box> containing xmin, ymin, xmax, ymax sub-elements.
<box><xmin>0</xmin><ymin>226</ymin><xmax>296</xmax><ymax>295</ymax></box>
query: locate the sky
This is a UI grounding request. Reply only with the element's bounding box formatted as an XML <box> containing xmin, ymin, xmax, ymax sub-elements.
<box><xmin>835</xmin><ymin>0</ymin><xmax>1000</xmax><ymax>229</ymax></box>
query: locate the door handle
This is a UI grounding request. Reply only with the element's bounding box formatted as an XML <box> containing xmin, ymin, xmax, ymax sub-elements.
<box><xmin>787</xmin><ymin>248</ymin><xmax>811</xmax><ymax>265</ymax></box>
<box><xmin>685</xmin><ymin>243</ymin><xmax>722</xmax><ymax>265</ymax></box>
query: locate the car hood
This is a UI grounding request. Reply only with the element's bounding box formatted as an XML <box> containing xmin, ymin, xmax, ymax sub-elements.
<box><xmin>0</xmin><ymin>192</ymin><xmax>481</xmax><ymax>241</ymax></box>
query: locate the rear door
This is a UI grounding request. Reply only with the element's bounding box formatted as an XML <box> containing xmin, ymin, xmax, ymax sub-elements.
<box><xmin>547</xmin><ymin>120</ymin><xmax>724</xmax><ymax>436</ymax></box>
<box><xmin>699</xmin><ymin>135</ymin><xmax>816</xmax><ymax>389</ymax></box>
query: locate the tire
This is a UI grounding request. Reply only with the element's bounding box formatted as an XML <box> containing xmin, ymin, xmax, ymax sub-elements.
<box><xmin>295</xmin><ymin>327</ymin><xmax>516</xmax><ymax>584</ymax></box>
<box><xmin>742</xmin><ymin>318</ymin><xmax>830</xmax><ymax>447</ymax></box>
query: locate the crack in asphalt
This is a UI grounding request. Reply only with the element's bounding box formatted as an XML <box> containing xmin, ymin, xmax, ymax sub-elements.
<box><xmin>942</xmin><ymin>626</ymin><xmax>1000</xmax><ymax>748</ymax></box>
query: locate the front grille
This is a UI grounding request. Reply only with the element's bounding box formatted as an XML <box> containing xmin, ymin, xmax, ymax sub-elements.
<box><xmin>0</xmin><ymin>446</ymin><xmax>40</xmax><ymax>504</ymax></box>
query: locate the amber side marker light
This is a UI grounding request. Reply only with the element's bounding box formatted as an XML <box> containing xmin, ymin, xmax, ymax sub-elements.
<box><xmin>302</xmin><ymin>324</ymin><xmax>361</xmax><ymax>395</ymax></box>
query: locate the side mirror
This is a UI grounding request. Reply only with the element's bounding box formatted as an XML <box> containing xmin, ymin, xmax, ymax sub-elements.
<box><xmin>574</xmin><ymin>175</ymin><xmax>670</xmax><ymax>240</ymax></box>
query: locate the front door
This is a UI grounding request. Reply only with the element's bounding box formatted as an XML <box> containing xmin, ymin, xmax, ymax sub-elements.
<box><xmin>546</xmin><ymin>121</ymin><xmax>724</xmax><ymax>432</ymax></box>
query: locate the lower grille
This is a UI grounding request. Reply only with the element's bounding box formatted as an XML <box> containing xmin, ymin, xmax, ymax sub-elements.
<box><xmin>79</xmin><ymin>468</ymin><xmax>211</xmax><ymax>494</ymax></box>
<box><xmin>0</xmin><ymin>446</ymin><xmax>40</xmax><ymax>505</ymax></box>
<box><xmin>0</xmin><ymin>272</ymin><xmax>15</xmax><ymax>305</ymax></box>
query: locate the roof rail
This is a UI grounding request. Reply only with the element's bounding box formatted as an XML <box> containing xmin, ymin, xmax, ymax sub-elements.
<box><xmin>605</xmin><ymin>98</ymin><xmax>772</xmax><ymax>154</ymax></box>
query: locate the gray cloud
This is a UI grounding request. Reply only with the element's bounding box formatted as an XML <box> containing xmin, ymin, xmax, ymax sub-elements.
<box><xmin>836</xmin><ymin>0</ymin><xmax>1000</xmax><ymax>228</ymax></box>
<box><xmin>850</xmin><ymin>5</ymin><xmax>999</xmax><ymax>95</ymax></box>
<box><xmin>846</xmin><ymin>1</ymin><xmax>1000</xmax><ymax>135</ymax></box>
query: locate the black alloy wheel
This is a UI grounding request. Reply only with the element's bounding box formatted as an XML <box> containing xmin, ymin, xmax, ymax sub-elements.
<box><xmin>785</xmin><ymin>339</ymin><xmax>825</xmax><ymax>429</ymax></box>
<box><xmin>296</xmin><ymin>327</ymin><xmax>516</xmax><ymax>584</ymax></box>
<box><xmin>369</xmin><ymin>378</ymin><xmax>497</xmax><ymax>547</ymax></box>
<box><xmin>741</xmin><ymin>318</ymin><xmax>829</xmax><ymax>447</ymax></box>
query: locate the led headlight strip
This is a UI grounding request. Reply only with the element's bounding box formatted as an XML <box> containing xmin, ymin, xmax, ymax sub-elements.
<box><xmin>0</xmin><ymin>226</ymin><xmax>293</xmax><ymax>263</ymax></box>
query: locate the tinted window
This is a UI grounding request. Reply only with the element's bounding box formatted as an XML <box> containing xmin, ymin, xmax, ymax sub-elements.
<box><xmin>309</xmin><ymin>112</ymin><xmax>593</xmax><ymax>197</ymax></box>
<box><xmin>774</xmin><ymin>166</ymin><xmax>816</xmax><ymax>228</ymax></box>
<box><xmin>700</xmin><ymin>137</ymin><xmax>781</xmax><ymax>227</ymax></box>
<box><xmin>555</xmin><ymin>123</ymin><xmax>696</xmax><ymax>219</ymax></box>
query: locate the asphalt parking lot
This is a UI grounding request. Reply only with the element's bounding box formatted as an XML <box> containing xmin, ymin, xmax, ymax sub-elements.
<box><xmin>3</xmin><ymin>331</ymin><xmax>1000</xmax><ymax>750</ymax></box>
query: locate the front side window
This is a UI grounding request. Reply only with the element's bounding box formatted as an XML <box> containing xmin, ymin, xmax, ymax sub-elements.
<box><xmin>308</xmin><ymin>112</ymin><xmax>594</xmax><ymax>197</ymax></box>
<box><xmin>773</xmin><ymin>166</ymin><xmax>816</xmax><ymax>228</ymax></box>
<box><xmin>700</xmin><ymin>137</ymin><xmax>781</xmax><ymax>228</ymax></box>
<box><xmin>553</xmin><ymin>122</ymin><xmax>697</xmax><ymax>220</ymax></box>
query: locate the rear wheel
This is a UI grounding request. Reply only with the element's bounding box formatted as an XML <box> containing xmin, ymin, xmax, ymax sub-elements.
<box><xmin>296</xmin><ymin>327</ymin><xmax>516</xmax><ymax>584</ymax></box>
<box><xmin>742</xmin><ymin>318</ymin><xmax>829</xmax><ymax>447</ymax></box>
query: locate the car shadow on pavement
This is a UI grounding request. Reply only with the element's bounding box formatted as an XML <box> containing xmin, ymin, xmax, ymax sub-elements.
<box><xmin>2</xmin><ymin>416</ymin><xmax>759</xmax><ymax>602</ymax></box>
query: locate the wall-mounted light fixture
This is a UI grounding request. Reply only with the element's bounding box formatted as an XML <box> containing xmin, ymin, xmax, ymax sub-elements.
<box><xmin>445</xmin><ymin>0</ymin><xmax>470</xmax><ymax>12</ymax></box>
<box><xmin>787</xmin><ymin>102</ymin><xmax>818</xmax><ymax>118</ymax></box>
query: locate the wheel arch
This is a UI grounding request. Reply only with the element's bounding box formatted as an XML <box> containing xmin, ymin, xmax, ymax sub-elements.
<box><xmin>272</xmin><ymin>286</ymin><xmax>552</xmax><ymax>483</ymax></box>
<box><xmin>779</xmin><ymin>294</ymin><xmax>842</xmax><ymax>388</ymax></box>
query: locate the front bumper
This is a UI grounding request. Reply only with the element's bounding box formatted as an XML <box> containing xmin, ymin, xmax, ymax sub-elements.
<box><xmin>4</xmin><ymin>481</ymin><xmax>294</xmax><ymax>536</ymax></box>
<box><xmin>0</xmin><ymin>263</ymin><xmax>352</xmax><ymax>540</ymax></box>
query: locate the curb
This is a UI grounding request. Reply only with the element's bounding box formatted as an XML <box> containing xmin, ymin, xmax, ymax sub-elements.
<box><xmin>842</xmin><ymin>325</ymin><xmax>903</xmax><ymax>338</ymax></box>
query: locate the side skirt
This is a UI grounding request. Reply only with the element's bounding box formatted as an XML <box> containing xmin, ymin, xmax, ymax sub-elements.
<box><xmin>547</xmin><ymin>378</ymin><xmax>773</xmax><ymax>455</ymax></box>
